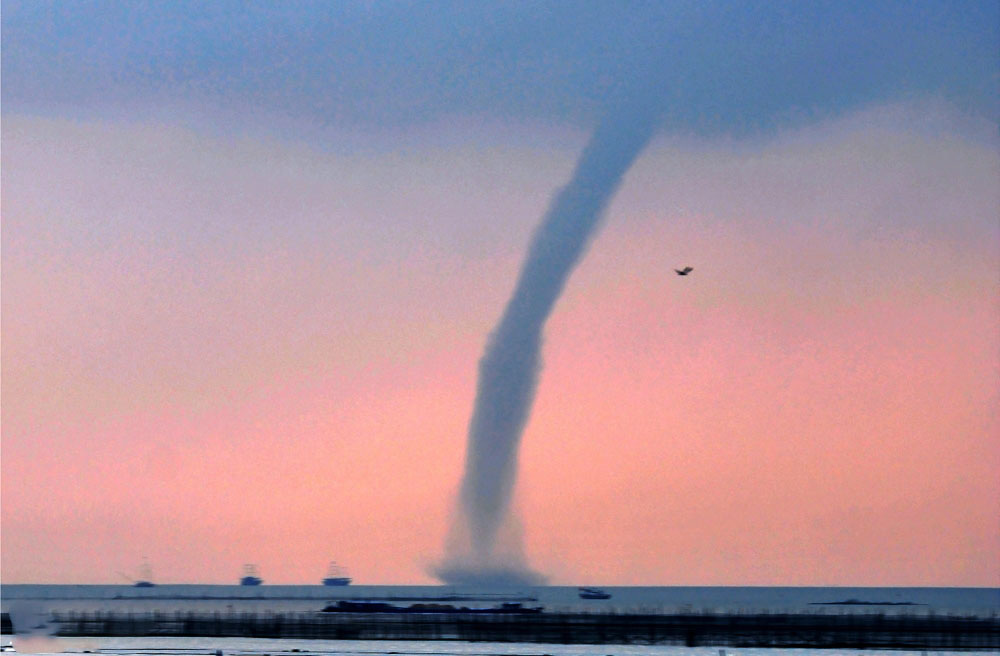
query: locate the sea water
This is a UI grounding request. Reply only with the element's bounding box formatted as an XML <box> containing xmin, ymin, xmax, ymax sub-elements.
<box><xmin>3</xmin><ymin>585</ymin><xmax>997</xmax><ymax>655</ymax></box>
<box><xmin>4</xmin><ymin>584</ymin><xmax>997</xmax><ymax>615</ymax></box>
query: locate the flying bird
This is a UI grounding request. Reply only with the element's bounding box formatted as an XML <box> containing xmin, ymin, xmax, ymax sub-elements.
<box><xmin>674</xmin><ymin>267</ymin><xmax>693</xmax><ymax>276</ymax></box>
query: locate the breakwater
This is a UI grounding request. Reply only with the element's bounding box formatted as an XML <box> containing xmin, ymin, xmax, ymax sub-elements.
<box><xmin>46</xmin><ymin>609</ymin><xmax>1000</xmax><ymax>650</ymax></box>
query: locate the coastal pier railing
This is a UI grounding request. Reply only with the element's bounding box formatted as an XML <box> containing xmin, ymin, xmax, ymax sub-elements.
<box><xmin>47</xmin><ymin>609</ymin><xmax>1000</xmax><ymax>650</ymax></box>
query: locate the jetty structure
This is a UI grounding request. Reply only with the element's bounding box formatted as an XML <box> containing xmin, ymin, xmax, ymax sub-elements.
<box><xmin>39</xmin><ymin>606</ymin><xmax>1000</xmax><ymax>650</ymax></box>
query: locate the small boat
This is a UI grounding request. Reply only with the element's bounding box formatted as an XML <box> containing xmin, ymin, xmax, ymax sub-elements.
<box><xmin>578</xmin><ymin>587</ymin><xmax>611</xmax><ymax>600</ymax></box>
<box><xmin>240</xmin><ymin>564</ymin><xmax>263</xmax><ymax>586</ymax></box>
<box><xmin>322</xmin><ymin>561</ymin><xmax>352</xmax><ymax>586</ymax></box>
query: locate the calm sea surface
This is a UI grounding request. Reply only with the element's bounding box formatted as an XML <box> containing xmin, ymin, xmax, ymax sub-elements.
<box><xmin>3</xmin><ymin>585</ymin><xmax>997</xmax><ymax>656</ymax></box>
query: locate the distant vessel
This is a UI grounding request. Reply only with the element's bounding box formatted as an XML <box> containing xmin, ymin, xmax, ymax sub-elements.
<box><xmin>322</xmin><ymin>561</ymin><xmax>351</xmax><ymax>586</ymax></box>
<box><xmin>240</xmin><ymin>564</ymin><xmax>263</xmax><ymax>586</ymax></box>
<box><xmin>578</xmin><ymin>587</ymin><xmax>611</xmax><ymax>600</ymax></box>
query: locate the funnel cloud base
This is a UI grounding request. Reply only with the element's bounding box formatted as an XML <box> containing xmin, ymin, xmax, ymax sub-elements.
<box><xmin>433</xmin><ymin>563</ymin><xmax>547</xmax><ymax>587</ymax></box>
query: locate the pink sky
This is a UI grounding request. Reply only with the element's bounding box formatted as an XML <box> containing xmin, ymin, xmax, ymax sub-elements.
<box><xmin>2</xmin><ymin>103</ymin><xmax>998</xmax><ymax>585</ymax></box>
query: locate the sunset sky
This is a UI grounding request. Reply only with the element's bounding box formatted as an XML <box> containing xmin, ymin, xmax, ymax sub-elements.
<box><xmin>2</xmin><ymin>1</ymin><xmax>998</xmax><ymax>586</ymax></box>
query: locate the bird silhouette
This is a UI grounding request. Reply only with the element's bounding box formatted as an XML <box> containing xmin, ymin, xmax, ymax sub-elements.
<box><xmin>674</xmin><ymin>266</ymin><xmax>693</xmax><ymax>276</ymax></box>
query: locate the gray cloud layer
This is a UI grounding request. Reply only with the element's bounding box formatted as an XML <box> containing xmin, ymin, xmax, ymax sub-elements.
<box><xmin>3</xmin><ymin>1</ymin><xmax>996</xmax><ymax>133</ymax></box>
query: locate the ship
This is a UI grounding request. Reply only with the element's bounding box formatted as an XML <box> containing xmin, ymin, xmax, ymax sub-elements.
<box><xmin>322</xmin><ymin>561</ymin><xmax>351</xmax><ymax>586</ymax></box>
<box><xmin>239</xmin><ymin>564</ymin><xmax>263</xmax><ymax>586</ymax></box>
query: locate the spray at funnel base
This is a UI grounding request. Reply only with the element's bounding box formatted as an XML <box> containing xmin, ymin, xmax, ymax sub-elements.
<box><xmin>436</xmin><ymin>105</ymin><xmax>660</xmax><ymax>585</ymax></box>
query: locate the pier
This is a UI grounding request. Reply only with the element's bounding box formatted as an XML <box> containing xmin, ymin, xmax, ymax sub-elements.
<box><xmin>45</xmin><ymin>608</ymin><xmax>1000</xmax><ymax>650</ymax></box>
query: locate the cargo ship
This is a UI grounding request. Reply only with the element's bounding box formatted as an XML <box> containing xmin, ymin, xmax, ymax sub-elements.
<box><xmin>322</xmin><ymin>561</ymin><xmax>351</xmax><ymax>586</ymax></box>
<box><xmin>239</xmin><ymin>564</ymin><xmax>262</xmax><ymax>586</ymax></box>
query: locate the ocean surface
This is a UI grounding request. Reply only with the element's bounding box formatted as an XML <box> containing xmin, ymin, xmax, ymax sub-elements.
<box><xmin>2</xmin><ymin>585</ymin><xmax>997</xmax><ymax>656</ymax></box>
